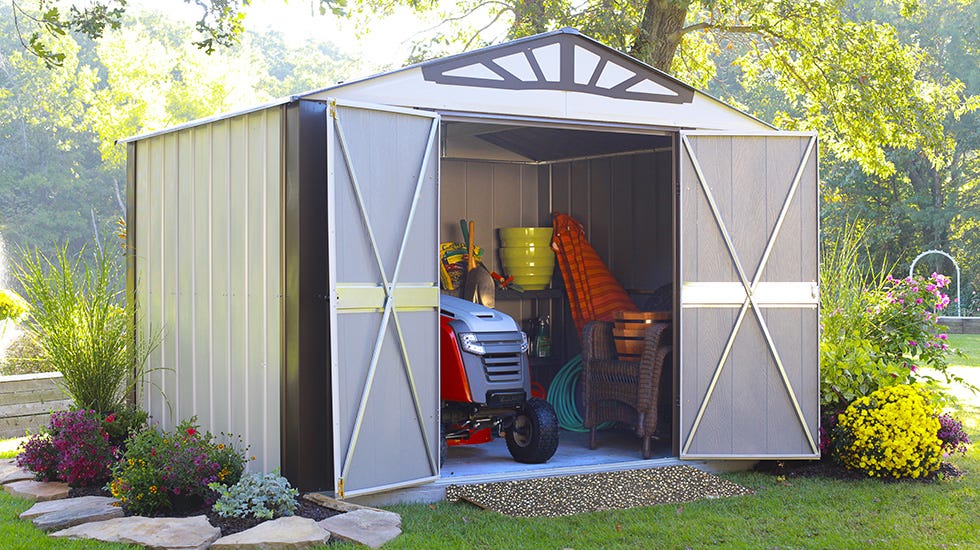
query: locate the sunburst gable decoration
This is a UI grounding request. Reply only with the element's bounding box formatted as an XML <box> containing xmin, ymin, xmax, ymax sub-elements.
<box><xmin>420</xmin><ymin>29</ymin><xmax>695</xmax><ymax>104</ymax></box>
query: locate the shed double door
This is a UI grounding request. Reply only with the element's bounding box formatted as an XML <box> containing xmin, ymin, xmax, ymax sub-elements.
<box><xmin>678</xmin><ymin>131</ymin><xmax>820</xmax><ymax>459</ymax></box>
<box><xmin>325</xmin><ymin>99</ymin><xmax>441</xmax><ymax>498</ymax></box>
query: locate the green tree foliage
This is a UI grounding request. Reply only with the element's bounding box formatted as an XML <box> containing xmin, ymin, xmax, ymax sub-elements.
<box><xmin>1</xmin><ymin>5</ymin><xmax>353</xmax><ymax>258</ymax></box>
<box><xmin>8</xmin><ymin>0</ymin><xmax>249</xmax><ymax>67</ymax></box>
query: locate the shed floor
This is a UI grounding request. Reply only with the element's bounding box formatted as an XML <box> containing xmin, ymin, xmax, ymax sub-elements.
<box><xmin>350</xmin><ymin>428</ymin><xmax>681</xmax><ymax>506</ymax></box>
<box><xmin>442</xmin><ymin>427</ymin><xmax>671</xmax><ymax>479</ymax></box>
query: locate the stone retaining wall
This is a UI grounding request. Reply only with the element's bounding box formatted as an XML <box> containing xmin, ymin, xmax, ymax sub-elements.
<box><xmin>939</xmin><ymin>316</ymin><xmax>980</xmax><ymax>335</ymax></box>
<box><xmin>0</xmin><ymin>372</ymin><xmax>70</xmax><ymax>439</ymax></box>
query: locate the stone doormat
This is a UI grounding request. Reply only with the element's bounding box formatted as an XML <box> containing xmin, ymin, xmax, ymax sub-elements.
<box><xmin>445</xmin><ymin>465</ymin><xmax>753</xmax><ymax>517</ymax></box>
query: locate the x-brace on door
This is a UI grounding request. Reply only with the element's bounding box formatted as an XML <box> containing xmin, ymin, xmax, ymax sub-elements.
<box><xmin>678</xmin><ymin>131</ymin><xmax>820</xmax><ymax>459</ymax></box>
<box><xmin>326</xmin><ymin>99</ymin><xmax>441</xmax><ymax>497</ymax></box>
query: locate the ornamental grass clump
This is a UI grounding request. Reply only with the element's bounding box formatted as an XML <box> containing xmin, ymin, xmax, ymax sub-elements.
<box><xmin>13</xmin><ymin>242</ymin><xmax>159</xmax><ymax>414</ymax></box>
<box><xmin>832</xmin><ymin>384</ymin><xmax>942</xmax><ymax>479</ymax></box>
<box><xmin>109</xmin><ymin>418</ymin><xmax>248</xmax><ymax>515</ymax></box>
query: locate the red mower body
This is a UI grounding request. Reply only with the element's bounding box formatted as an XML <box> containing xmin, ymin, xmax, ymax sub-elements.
<box><xmin>438</xmin><ymin>296</ymin><xmax>559</xmax><ymax>462</ymax></box>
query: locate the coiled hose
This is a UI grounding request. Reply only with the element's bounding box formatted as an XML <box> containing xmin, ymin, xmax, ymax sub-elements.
<box><xmin>546</xmin><ymin>353</ymin><xmax>614</xmax><ymax>432</ymax></box>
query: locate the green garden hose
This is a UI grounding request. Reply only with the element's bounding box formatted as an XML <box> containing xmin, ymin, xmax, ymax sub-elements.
<box><xmin>546</xmin><ymin>354</ymin><xmax>588</xmax><ymax>432</ymax></box>
<box><xmin>546</xmin><ymin>354</ymin><xmax>615</xmax><ymax>433</ymax></box>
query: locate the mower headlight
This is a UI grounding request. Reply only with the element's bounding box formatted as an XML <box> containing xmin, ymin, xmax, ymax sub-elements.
<box><xmin>458</xmin><ymin>332</ymin><xmax>486</xmax><ymax>355</ymax></box>
<box><xmin>521</xmin><ymin>331</ymin><xmax>529</xmax><ymax>353</ymax></box>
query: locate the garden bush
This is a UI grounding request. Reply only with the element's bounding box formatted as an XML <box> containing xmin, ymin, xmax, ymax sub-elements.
<box><xmin>936</xmin><ymin>412</ymin><xmax>971</xmax><ymax>457</ymax></box>
<box><xmin>0</xmin><ymin>288</ymin><xmax>29</xmax><ymax>322</ymax></box>
<box><xmin>17</xmin><ymin>409</ymin><xmax>116</xmax><ymax>486</ymax></box>
<box><xmin>210</xmin><ymin>470</ymin><xmax>298</xmax><ymax>520</ymax></box>
<box><xmin>831</xmin><ymin>384</ymin><xmax>942</xmax><ymax>479</ymax></box>
<box><xmin>819</xmin><ymin>225</ymin><xmax>962</xmax><ymax>410</ymax></box>
<box><xmin>110</xmin><ymin>418</ymin><xmax>248</xmax><ymax>515</ymax></box>
<box><xmin>13</xmin><ymin>242</ymin><xmax>159</xmax><ymax>414</ymax></box>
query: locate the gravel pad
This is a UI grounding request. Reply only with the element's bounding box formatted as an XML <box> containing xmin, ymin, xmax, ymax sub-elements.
<box><xmin>445</xmin><ymin>465</ymin><xmax>752</xmax><ymax>517</ymax></box>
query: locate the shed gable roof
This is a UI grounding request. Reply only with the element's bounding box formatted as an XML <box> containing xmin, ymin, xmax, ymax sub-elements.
<box><xmin>419</xmin><ymin>29</ymin><xmax>695</xmax><ymax>104</ymax></box>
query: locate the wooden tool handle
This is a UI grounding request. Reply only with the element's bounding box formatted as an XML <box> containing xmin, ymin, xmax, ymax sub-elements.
<box><xmin>467</xmin><ymin>220</ymin><xmax>476</xmax><ymax>271</ymax></box>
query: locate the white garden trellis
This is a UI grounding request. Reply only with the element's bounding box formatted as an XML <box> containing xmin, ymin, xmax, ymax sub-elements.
<box><xmin>909</xmin><ymin>249</ymin><xmax>961</xmax><ymax>317</ymax></box>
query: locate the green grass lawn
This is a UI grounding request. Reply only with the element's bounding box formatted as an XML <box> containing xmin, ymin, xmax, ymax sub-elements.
<box><xmin>948</xmin><ymin>333</ymin><xmax>980</xmax><ymax>368</ymax></box>
<box><xmin>3</xmin><ymin>335</ymin><xmax>979</xmax><ymax>548</ymax></box>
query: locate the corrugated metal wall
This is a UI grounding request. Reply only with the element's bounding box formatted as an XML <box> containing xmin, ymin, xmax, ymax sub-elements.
<box><xmin>134</xmin><ymin>108</ymin><xmax>283</xmax><ymax>473</ymax></box>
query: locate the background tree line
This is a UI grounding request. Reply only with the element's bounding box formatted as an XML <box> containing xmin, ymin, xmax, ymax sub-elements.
<box><xmin>1</xmin><ymin>0</ymin><xmax>978</xmax><ymax>312</ymax></box>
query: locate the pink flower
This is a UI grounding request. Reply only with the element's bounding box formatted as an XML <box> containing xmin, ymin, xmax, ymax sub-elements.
<box><xmin>909</xmin><ymin>340</ymin><xmax>917</xmax><ymax>347</ymax></box>
<box><xmin>939</xmin><ymin>334</ymin><xmax>948</xmax><ymax>340</ymax></box>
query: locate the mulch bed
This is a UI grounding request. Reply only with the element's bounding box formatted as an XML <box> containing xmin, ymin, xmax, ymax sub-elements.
<box><xmin>754</xmin><ymin>458</ymin><xmax>964</xmax><ymax>483</ymax></box>
<box><xmin>67</xmin><ymin>486</ymin><xmax>341</xmax><ymax>537</ymax></box>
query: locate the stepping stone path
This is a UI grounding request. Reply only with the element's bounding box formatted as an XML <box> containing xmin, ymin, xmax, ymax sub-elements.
<box><xmin>1</xmin><ymin>458</ymin><xmax>404</xmax><ymax>548</ymax></box>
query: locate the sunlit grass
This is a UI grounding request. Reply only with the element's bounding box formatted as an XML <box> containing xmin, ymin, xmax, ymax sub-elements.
<box><xmin>948</xmin><ymin>333</ymin><xmax>980</xmax><ymax>368</ymax></box>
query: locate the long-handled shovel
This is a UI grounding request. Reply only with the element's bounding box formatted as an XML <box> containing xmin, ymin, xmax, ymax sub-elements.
<box><xmin>462</xmin><ymin>220</ymin><xmax>496</xmax><ymax>308</ymax></box>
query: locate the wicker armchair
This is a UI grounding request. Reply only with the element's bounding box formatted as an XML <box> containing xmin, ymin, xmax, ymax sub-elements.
<box><xmin>582</xmin><ymin>320</ymin><xmax>672</xmax><ymax>459</ymax></box>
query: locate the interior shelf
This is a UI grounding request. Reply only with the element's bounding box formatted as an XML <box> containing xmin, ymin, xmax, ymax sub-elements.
<box><xmin>496</xmin><ymin>288</ymin><xmax>565</xmax><ymax>300</ymax></box>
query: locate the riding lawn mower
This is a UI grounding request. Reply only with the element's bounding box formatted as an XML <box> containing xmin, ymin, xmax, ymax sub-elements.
<box><xmin>439</xmin><ymin>295</ymin><xmax>560</xmax><ymax>464</ymax></box>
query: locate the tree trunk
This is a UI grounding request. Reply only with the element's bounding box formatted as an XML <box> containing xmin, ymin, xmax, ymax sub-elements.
<box><xmin>630</xmin><ymin>0</ymin><xmax>691</xmax><ymax>72</ymax></box>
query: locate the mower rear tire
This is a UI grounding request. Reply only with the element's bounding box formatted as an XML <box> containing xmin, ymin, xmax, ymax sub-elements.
<box><xmin>505</xmin><ymin>397</ymin><xmax>560</xmax><ymax>463</ymax></box>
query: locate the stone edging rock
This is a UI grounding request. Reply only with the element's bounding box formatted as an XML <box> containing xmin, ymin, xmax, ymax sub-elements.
<box><xmin>1</xmin><ymin>459</ymin><xmax>403</xmax><ymax>548</ymax></box>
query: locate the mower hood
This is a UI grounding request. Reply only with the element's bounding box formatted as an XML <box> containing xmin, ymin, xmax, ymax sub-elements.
<box><xmin>440</xmin><ymin>295</ymin><xmax>521</xmax><ymax>333</ymax></box>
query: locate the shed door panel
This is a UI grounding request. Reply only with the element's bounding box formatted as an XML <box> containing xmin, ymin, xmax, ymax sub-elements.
<box><xmin>327</xmin><ymin>100</ymin><xmax>440</xmax><ymax>497</ymax></box>
<box><xmin>678</xmin><ymin>131</ymin><xmax>819</xmax><ymax>459</ymax></box>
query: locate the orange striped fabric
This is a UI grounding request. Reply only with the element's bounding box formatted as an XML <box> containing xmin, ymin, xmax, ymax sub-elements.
<box><xmin>551</xmin><ymin>212</ymin><xmax>638</xmax><ymax>334</ymax></box>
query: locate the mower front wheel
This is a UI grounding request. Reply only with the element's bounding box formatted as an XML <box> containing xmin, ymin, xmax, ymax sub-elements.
<box><xmin>505</xmin><ymin>397</ymin><xmax>560</xmax><ymax>464</ymax></box>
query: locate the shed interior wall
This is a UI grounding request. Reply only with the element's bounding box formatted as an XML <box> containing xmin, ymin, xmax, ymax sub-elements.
<box><xmin>438</xmin><ymin>120</ymin><xmax>677</xmax><ymax>464</ymax></box>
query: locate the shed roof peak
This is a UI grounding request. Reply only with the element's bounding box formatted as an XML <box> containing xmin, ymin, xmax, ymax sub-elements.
<box><xmin>414</xmin><ymin>29</ymin><xmax>695</xmax><ymax>104</ymax></box>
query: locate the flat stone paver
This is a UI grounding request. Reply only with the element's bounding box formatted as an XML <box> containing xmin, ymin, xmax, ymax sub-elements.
<box><xmin>20</xmin><ymin>495</ymin><xmax>119</xmax><ymax>519</ymax></box>
<box><xmin>3</xmin><ymin>479</ymin><xmax>70</xmax><ymax>501</ymax></box>
<box><xmin>0</xmin><ymin>464</ymin><xmax>34</xmax><ymax>484</ymax></box>
<box><xmin>22</xmin><ymin>496</ymin><xmax>123</xmax><ymax>532</ymax></box>
<box><xmin>51</xmin><ymin>515</ymin><xmax>221</xmax><ymax>550</ymax></box>
<box><xmin>318</xmin><ymin>509</ymin><xmax>401</xmax><ymax>549</ymax></box>
<box><xmin>211</xmin><ymin>515</ymin><xmax>331</xmax><ymax>549</ymax></box>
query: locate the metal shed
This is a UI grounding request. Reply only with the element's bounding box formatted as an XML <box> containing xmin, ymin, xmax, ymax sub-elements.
<box><xmin>125</xmin><ymin>28</ymin><xmax>820</xmax><ymax>500</ymax></box>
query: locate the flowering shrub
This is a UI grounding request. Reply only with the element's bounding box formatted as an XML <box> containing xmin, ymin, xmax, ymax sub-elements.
<box><xmin>871</xmin><ymin>273</ymin><xmax>953</xmax><ymax>371</ymax></box>
<box><xmin>832</xmin><ymin>384</ymin><xmax>942</xmax><ymax>479</ymax></box>
<box><xmin>101</xmin><ymin>406</ymin><xmax>148</xmax><ymax>447</ymax></box>
<box><xmin>0</xmin><ymin>288</ymin><xmax>29</xmax><ymax>322</ymax></box>
<box><xmin>110</xmin><ymin>418</ymin><xmax>247</xmax><ymax>515</ymax></box>
<box><xmin>821</xmin><ymin>268</ymin><xmax>959</xmax><ymax>409</ymax></box>
<box><xmin>936</xmin><ymin>413</ymin><xmax>971</xmax><ymax>457</ymax></box>
<box><xmin>210</xmin><ymin>471</ymin><xmax>298</xmax><ymax>520</ymax></box>
<box><xmin>16</xmin><ymin>433</ymin><xmax>58</xmax><ymax>482</ymax></box>
<box><xmin>17</xmin><ymin>410</ymin><xmax>115</xmax><ymax>486</ymax></box>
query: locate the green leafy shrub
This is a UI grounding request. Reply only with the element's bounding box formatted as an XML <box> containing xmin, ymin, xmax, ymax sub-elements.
<box><xmin>819</xmin><ymin>225</ymin><xmax>962</xmax><ymax>410</ymax></box>
<box><xmin>210</xmin><ymin>470</ymin><xmax>298</xmax><ymax>520</ymax></box>
<box><xmin>13</xmin><ymin>242</ymin><xmax>159</xmax><ymax>413</ymax></box>
<box><xmin>831</xmin><ymin>384</ymin><xmax>942</xmax><ymax>479</ymax></box>
<box><xmin>102</xmin><ymin>405</ymin><xmax>148</xmax><ymax>446</ymax></box>
<box><xmin>110</xmin><ymin>418</ymin><xmax>248</xmax><ymax>515</ymax></box>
